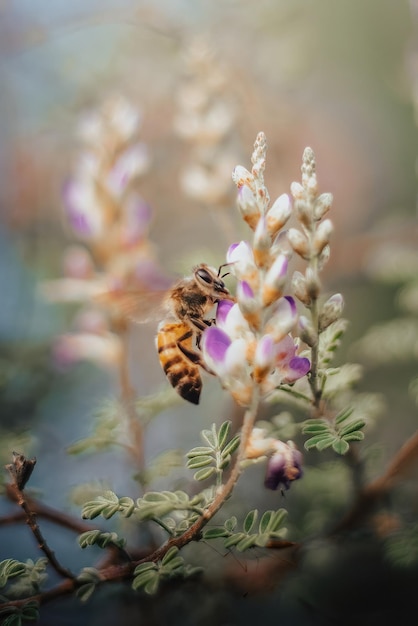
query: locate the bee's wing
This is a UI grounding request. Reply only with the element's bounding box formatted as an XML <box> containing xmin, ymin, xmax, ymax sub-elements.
<box><xmin>95</xmin><ymin>288</ymin><xmax>170</xmax><ymax>323</ymax></box>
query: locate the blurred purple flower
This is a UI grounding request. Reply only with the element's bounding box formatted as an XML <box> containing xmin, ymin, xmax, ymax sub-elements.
<box><xmin>264</xmin><ymin>444</ymin><xmax>303</xmax><ymax>491</ymax></box>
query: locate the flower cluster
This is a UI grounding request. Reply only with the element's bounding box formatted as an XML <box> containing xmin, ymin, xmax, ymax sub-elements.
<box><xmin>201</xmin><ymin>133</ymin><xmax>310</xmax><ymax>407</ymax></box>
<box><xmin>174</xmin><ymin>37</ymin><xmax>237</xmax><ymax>217</ymax></box>
<box><xmin>41</xmin><ymin>96</ymin><xmax>170</xmax><ymax>369</ymax></box>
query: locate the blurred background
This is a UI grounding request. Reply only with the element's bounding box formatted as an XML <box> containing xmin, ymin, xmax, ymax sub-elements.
<box><xmin>0</xmin><ymin>1</ymin><xmax>417</xmax><ymax>624</ymax></box>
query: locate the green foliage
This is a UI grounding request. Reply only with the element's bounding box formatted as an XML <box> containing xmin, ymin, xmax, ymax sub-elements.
<box><xmin>354</xmin><ymin>318</ymin><xmax>418</xmax><ymax>366</ymax></box>
<box><xmin>302</xmin><ymin>407</ymin><xmax>365</xmax><ymax>455</ymax></box>
<box><xmin>0</xmin><ymin>561</ymin><xmax>27</xmax><ymax>589</ymax></box>
<box><xmin>132</xmin><ymin>547</ymin><xmax>202</xmax><ymax>594</ymax></box>
<box><xmin>0</xmin><ymin>559</ymin><xmax>48</xmax><ymax>600</ymax></box>
<box><xmin>0</xmin><ymin>600</ymin><xmax>39</xmax><ymax>626</ymax></box>
<box><xmin>76</xmin><ymin>567</ymin><xmax>101</xmax><ymax>602</ymax></box>
<box><xmin>66</xmin><ymin>398</ymin><xmax>123</xmax><ymax>455</ymax></box>
<box><xmin>68</xmin><ymin>388</ymin><xmax>180</xmax><ymax>458</ymax></box>
<box><xmin>81</xmin><ymin>491</ymin><xmax>135</xmax><ymax>520</ymax></box>
<box><xmin>255</xmin><ymin>412</ymin><xmax>298</xmax><ymax>441</ymax></box>
<box><xmin>186</xmin><ymin>421</ymin><xmax>240</xmax><ymax>482</ymax></box>
<box><xmin>321</xmin><ymin>364</ymin><xmax>363</xmax><ymax>397</ymax></box>
<box><xmin>135</xmin><ymin>490</ymin><xmax>208</xmax><ymax>536</ymax></box>
<box><xmin>318</xmin><ymin>319</ymin><xmax>348</xmax><ymax>369</ymax></box>
<box><xmin>78</xmin><ymin>530</ymin><xmax>127</xmax><ymax>550</ymax></box>
<box><xmin>203</xmin><ymin>508</ymin><xmax>287</xmax><ymax>551</ymax></box>
<box><xmin>385</xmin><ymin>524</ymin><xmax>418</xmax><ymax>568</ymax></box>
<box><xmin>137</xmin><ymin>449</ymin><xmax>184</xmax><ymax>487</ymax></box>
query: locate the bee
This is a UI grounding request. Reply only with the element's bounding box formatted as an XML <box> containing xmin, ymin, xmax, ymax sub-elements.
<box><xmin>100</xmin><ymin>264</ymin><xmax>233</xmax><ymax>404</ymax></box>
<box><xmin>156</xmin><ymin>264</ymin><xmax>232</xmax><ymax>404</ymax></box>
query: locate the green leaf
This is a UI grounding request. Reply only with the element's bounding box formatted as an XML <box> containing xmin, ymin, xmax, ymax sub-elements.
<box><xmin>302</xmin><ymin>420</ymin><xmax>330</xmax><ymax>434</ymax></box>
<box><xmin>144</xmin><ymin>576</ymin><xmax>160</xmax><ymax>595</ymax></box>
<box><xmin>332</xmin><ymin>439</ymin><xmax>350</xmax><ymax>455</ymax></box>
<box><xmin>161</xmin><ymin>547</ymin><xmax>179</xmax><ymax>565</ymax></box>
<box><xmin>218</xmin><ymin>421</ymin><xmax>232</xmax><ymax>449</ymax></box>
<box><xmin>142</xmin><ymin>491</ymin><xmax>172</xmax><ymax>503</ymax></box>
<box><xmin>270</xmin><ymin>509</ymin><xmax>287</xmax><ymax>531</ymax></box>
<box><xmin>243</xmin><ymin>510</ymin><xmax>258</xmax><ymax>534</ymax></box>
<box><xmin>161</xmin><ymin>557</ymin><xmax>184</xmax><ymax>573</ymax></box>
<box><xmin>186</xmin><ymin>446</ymin><xmax>214</xmax><ymax>457</ymax></box>
<box><xmin>76</xmin><ymin>568</ymin><xmax>100</xmax><ymax>602</ymax></box>
<box><xmin>334</xmin><ymin>407</ymin><xmax>354</xmax><ymax>425</ymax></box>
<box><xmin>224</xmin><ymin>533</ymin><xmax>246</xmax><ymax>549</ymax></box>
<box><xmin>221</xmin><ymin>435</ymin><xmax>240</xmax><ymax>458</ymax></box>
<box><xmin>132</xmin><ymin>570</ymin><xmax>158</xmax><ymax>592</ymax></box>
<box><xmin>338</xmin><ymin>419</ymin><xmax>366</xmax><ymax>436</ymax></box>
<box><xmin>0</xmin><ymin>560</ymin><xmax>26</xmax><ymax>588</ymax></box>
<box><xmin>78</xmin><ymin>530</ymin><xmax>126</xmax><ymax>550</ymax></box>
<box><xmin>236</xmin><ymin>535</ymin><xmax>257</xmax><ymax>552</ymax></box>
<box><xmin>134</xmin><ymin>562</ymin><xmax>157</xmax><ymax>575</ymax></box>
<box><xmin>76</xmin><ymin>583</ymin><xmax>96</xmax><ymax>603</ymax></box>
<box><xmin>255</xmin><ymin>533</ymin><xmax>270</xmax><ymax>547</ymax></box>
<box><xmin>304</xmin><ymin>434</ymin><xmax>334</xmax><ymax>451</ymax></box>
<box><xmin>224</xmin><ymin>516</ymin><xmax>238</xmax><ymax>532</ymax></box>
<box><xmin>81</xmin><ymin>491</ymin><xmax>126</xmax><ymax>520</ymax></box>
<box><xmin>19</xmin><ymin>601</ymin><xmax>39</xmax><ymax>622</ymax></box>
<box><xmin>201</xmin><ymin>426</ymin><xmax>217</xmax><ymax>448</ymax></box>
<box><xmin>119</xmin><ymin>497</ymin><xmax>136</xmax><ymax>517</ymax></box>
<box><xmin>193</xmin><ymin>467</ymin><xmax>216</xmax><ymax>482</ymax></box>
<box><xmin>343</xmin><ymin>431</ymin><xmax>365</xmax><ymax>442</ymax></box>
<box><xmin>259</xmin><ymin>510</ymin><xmax>273</xmax><ymax>534</ymax></box>
<box><xmin>316</xmin><ymin>436</ymin><xmax>336</xmax><ymax>451</ymax></box>
<box><xmin>186</xmin><ymin>455</ymin><xmax>214</xmax><ymax>469</ymax></box>
<box><xmin>203</xmin><ymin>527</ymin><xmax>230</xmax><ymax>540</ymax></box>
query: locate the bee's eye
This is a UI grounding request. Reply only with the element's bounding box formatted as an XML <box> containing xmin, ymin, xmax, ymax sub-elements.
<box><xmin>196</xmin><ymin>269</ymin><xmax>213</xmax><ymax>284</ymax></box>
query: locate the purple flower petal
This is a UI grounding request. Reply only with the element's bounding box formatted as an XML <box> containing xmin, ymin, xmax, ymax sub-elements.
<box><xmin>265</xmin><ymin>448</ymin><xmax>303</xmax><ymax>491</ymax></box>
<box><xmin>237</xmin><ymin>280</ymin><xmax>254</xmax><ymax>300</ymax></box>
<box><xmin>62</xmin><ymin>178</ymin><xmax>102</xmax><ymax>239</ymax></box>
<box><xmin>202</xmin><ymin>327</ymin><xmax>231</xmax><ymax>364</ymax></box>
<box><xmin>216</xmin><ymin>299</ymin><xmax>235</xmax><ymax>326</ymax></box>
<box><xmin>122</xmin><ymin>194</ymin><xmax>152</xmax><ymax>245</ymax></box>
<box><xmin>285</xmin><ymin>356</ymin><xmax>311</xmax><ymax>382</ymax></box>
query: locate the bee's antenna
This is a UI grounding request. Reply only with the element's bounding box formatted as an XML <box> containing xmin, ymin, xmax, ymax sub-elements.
<box><xmin>217</xmin><ymin>262</ymin><xmax>235</xmax><ymax>279</ymax></box>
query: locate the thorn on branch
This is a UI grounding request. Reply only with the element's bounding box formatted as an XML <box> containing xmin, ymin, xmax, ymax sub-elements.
<box><xmin>5</xmin><ymin>451</ymin><xmax>37</xmax><ymax>490</ymax></box>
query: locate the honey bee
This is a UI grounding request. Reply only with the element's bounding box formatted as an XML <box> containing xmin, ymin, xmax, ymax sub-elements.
<box><xmin>156</xmin><ymin>264</ymin><xmax>233</xmax><ymax>404</ymax></box>
<box><xmin>101</xmin><ymin>264</ymin><xmax>233</xmax><ymax>404</ymax></box>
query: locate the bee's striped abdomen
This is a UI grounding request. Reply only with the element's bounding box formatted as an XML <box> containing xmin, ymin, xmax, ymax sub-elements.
<box><xmin>157</xmin><ymin>321</ymin><xmax>201</xmax><ymax>405</ymax></box>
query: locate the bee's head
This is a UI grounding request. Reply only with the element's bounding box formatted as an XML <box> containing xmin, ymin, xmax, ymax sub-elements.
<box><xmin>194</xmin><ymin>264</ymin><xmax>230</xmax><ymax>298</ymax></box>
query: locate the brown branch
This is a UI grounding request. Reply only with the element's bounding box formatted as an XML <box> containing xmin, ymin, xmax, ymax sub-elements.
<box><xmin>4</xmin><ymin>484</ymin><xmax>96</xmax><ymax>534</ymax></box>
<box><xmin>331</xmin><ymin>429</ymin><xmax>418</xmax><ymax>535</ymax></box>
<box><xmin>7</xmin><ymin>482</ymin><xmax>75</xmax><ymax>580</ymax></box>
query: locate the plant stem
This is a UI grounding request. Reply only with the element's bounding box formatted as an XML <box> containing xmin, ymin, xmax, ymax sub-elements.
<box><xmin>136</xmin><ymin>386</ymin><xmax>261</xmax><ymax>563</ymax></box>
<box><xmin>118</xmin><ymin>328</ymin><xmax>145</xmax><ymax>480</ymax></box>
<box><xmin>8</xmin><ymin>483</ymin><xmax>75</xmax><ymax>580</ymax></box>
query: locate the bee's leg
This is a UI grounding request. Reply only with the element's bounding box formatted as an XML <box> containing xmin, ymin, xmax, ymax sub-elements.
<box><xmin>188</xmin><ymin>316</ymin><xmax>210</xmax><ymax>332</ymax></box>
<box><xmin>177</xmin><ymin>339</ymin><xmax>214</xmax><ymax>375</ymax></box>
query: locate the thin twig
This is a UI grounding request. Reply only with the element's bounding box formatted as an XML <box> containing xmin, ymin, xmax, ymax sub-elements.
<box><xmin>7</xmin><ymin>482</ymin><xmax>75</xmax><ymax>580</ymax></box>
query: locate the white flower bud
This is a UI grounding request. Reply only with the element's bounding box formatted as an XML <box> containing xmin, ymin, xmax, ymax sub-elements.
<box><xmin>266</xmin><ymin>193</ymin><xmax>292</xmax><ymax>238</ymax></box>
<box><xmin>253</xmin><ymin>216</ymin><xmax>271</xmax><ymax>268</ymax></box>
<box><xmin>292</xmin><ymin>271</ymin><xmax>310</xmax><ymax>306</ymax></box>
<box><xmin>232</xmin><ymin>165</ymin><xmax>254</xmax><ymax>189</ymax></box>
<box><xmin>318</xmin><ymin>244</ymin><xmax>331</xmax><ymax>269</ymax></box>
<box><xmin>287</xmin><ymin>228</ymin><xmax>310</xmax><ymax>259</ymax></box>
<box><xmin>313</xmin><ymin>219</ymin><xmax>333</xmax><ymax>255</ymax></box>
<box><xmin>290</xmin><ymin>181</ymin><xmax>304</xmax><ymax>200</ymax></box>
<box><xmin>262</xmin><ymin>254</ymin><xmax>288</xmax><ymax>307</ymax></box>
<box><xmin>237</xmin><ymin>184</ymin><xmax>260</xmax><ymax>230</ymax></box>
<box><xmin>319</xmin><ymin>293</ymin><xmax>344</xmax><ymax>330</ymax></box>
<box><xmin>314</xmin><ymin>193</ymin><xmax>333</xmax><ymax>220</ymax></box>
<box><xmin>298</xmin><ymin>315</ymin><xmax>317</xmax><ymax>347</ymax></box>
<box><xmin>305</xmin><ymin>267</ymin><xmax>321</xmax><ymax>300</ymax></box>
